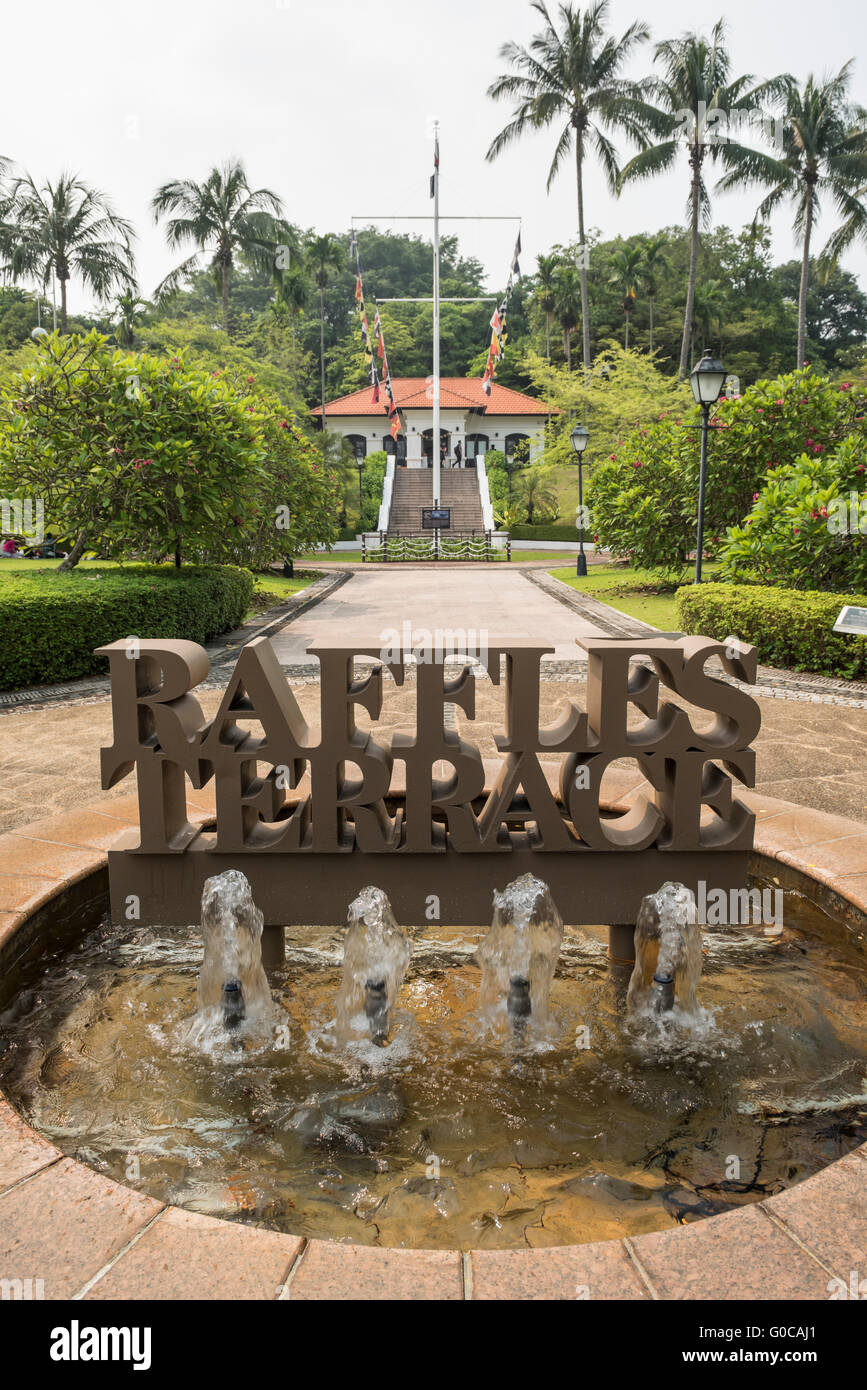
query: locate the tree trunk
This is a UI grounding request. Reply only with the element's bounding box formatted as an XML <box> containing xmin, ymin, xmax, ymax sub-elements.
<box><xmin>545</xmin><ymin>313</ymin><xmax>551</xmax><ymax>364</ymax></box>
<box><xmin>624</xmin><ymin>313</ymin><xmax>630</xmax><ymax>350</ymax></box>
<box><xmin>797</xmin><ymin>190</ymin><xmax>814</xmax><ymax>369</ymax></box>
<box><xmin>174</xmin><ymin>539</ymin><xmax>182</xmax><ymax>568</ymax></box>
<box><xmin>575</xmin><ymin>144</ymin><xmax>591</xmax><ymax>376</ymax></box>
<box><xmin>221</xmin><ymin>264</ymin><xmax>230</xmax><ymax>334</ymax></box>
<box><xmin>320</xmin><ymin>288</ymin><xmax>327</xmax><ymax>428</ymax></box>
<box><xmin>648</xmin><ymin>296</ymin><xmax>655</xmax><ymax>355</ymax></box>
<box><xmin>58</xmin><ymin>529</ymin><xmax>88</xmax><ymax>571</ymax></box>
<box><xmin>679</xmin><ymin>152</ymin><xmax>702</xmax><ymax>380</ymax></box>
<box><xmin>564</xmin><ymin>329</ymin><xmax>571</xmax><ymax>372</ymax></box>
<box><xmin>59</xmin><ymin>276</ymin><xmax>68</xmax><ymax>334</ymax></box>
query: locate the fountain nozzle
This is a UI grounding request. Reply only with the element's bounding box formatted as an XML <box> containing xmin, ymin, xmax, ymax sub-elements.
<box><xmin>364</xmin><ymin>978</ymin><xmax>390</xmax><ymax>1046</ymax></box>
<box><xmin>651</xmin><ymin>972</ymin><xmax>675</xmax><ymax>1014</ymax></box>
<box><xmin>221</xmin><ymin>978</ymin><xmax>245</xmax><ymax>1029</ymax></box>
<box><xmin>507</xmin><ymin>974</ymin><xmax>532</xmax><ymax>1029</ymax></box>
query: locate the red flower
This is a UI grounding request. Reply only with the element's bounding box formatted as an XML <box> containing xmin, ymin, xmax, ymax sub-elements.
<box><xmin>753</xmin><ymin>493</ymin><xmax>760</xmax><ymax>501</ymax></box>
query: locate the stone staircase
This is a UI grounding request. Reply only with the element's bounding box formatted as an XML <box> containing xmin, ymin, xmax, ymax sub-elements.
<box><xmin>386</xmin><ymin>469</ymin><xmax>486</xmax><ymax>534</ymax></box>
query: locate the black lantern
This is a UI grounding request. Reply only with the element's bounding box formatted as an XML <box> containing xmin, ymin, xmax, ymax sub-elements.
<box><xmin>689</xmin><ymin>351</ymin><xmax>725</xmax><ymax>582</ymax></box>
<box><xmin>570</xmin><ymin>425</ymin><xmax>591</xmax><ymax>576</ymax></box>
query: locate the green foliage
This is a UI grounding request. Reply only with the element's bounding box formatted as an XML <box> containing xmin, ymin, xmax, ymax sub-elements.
<box><xmin>0</xmin><ymin>332</ymin><xmax>338</xmax><ymax>567</ymax></box>
<box><xmin>587</xmin><ymin>367</ymin><xmax>867</xmax><ymax>576</ymax></box>
<box><xmin>0</xmin><ymin>564</ymin><xmax>253</xmax><ymax>690</ymax></box>
<box><xmin>676</xmin><ymin>581</ymin><xmax>867</xmax><ymax>678</ymax></box>
<box><xmin>527</xmin><ymin>341</ymin><xmax>693</xmax><ymax>466</ymax></box>
<box><xmin>358</xmin><ymin>450</ymin><xmax>387</xmax><ymax>531</ymax></box>
<box><xmin>719</xmin><ymin>431</ymin><xmax>867</xmax><ymax>591</ymax></box>
<box><xmin>509</xmin><ymin>523</ymin><xmax>578</xmax><ymax>540</ymax></box>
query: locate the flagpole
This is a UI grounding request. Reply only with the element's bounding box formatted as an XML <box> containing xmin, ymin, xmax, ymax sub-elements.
<box><xmin>432</xmin><ymin>121</ymin><xmax>441</xmax><ymax>508</ymax></box>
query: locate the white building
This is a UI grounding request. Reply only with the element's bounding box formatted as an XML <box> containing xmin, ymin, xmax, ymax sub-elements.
<box><xmin>312</xmin><ymin>376</ymin><xmax>549</xmax><ymax>470</ymax></box>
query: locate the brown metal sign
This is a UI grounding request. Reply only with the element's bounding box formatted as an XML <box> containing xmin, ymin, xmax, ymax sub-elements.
<box><xmin>97</xmin><ymin>634</ymin><xmax>760</xmax><ymax>933</ymax></box>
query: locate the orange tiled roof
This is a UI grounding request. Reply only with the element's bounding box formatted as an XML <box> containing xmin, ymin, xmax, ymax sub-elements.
<box><xmin>311</xmin><ymin>377</ymin><xmax>553</xmax><ymax>417</ymax></box>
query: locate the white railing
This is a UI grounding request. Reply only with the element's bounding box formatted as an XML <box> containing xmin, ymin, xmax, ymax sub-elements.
<box><xmin>475</xmin><ymin>454</ymin><xmax>496</xmax><ymax>532</ymax></box>
<box><xmin>376</xmin><ymin>454</ymin><xmax>396</xmax><ymax>531</ymax></box>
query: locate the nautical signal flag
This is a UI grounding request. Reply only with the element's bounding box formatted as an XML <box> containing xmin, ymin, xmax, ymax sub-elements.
<box><xmin>430</xmin><ymin>134</ymin><xmax>439</xmax><ymax>198</ymax></box>
<box><xmin>510</xmin><ymin>231</ymin><xmax>521</xmax><ymax>277</ymax></box>
<box><xmin>355</xmin><ymin>274</ymin><xmax>363</xmax><ymax>303</ymax></box>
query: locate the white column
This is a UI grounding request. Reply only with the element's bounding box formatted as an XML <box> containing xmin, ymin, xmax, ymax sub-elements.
<box><xmin>407</xmin><ymin>432</ymin><xmax>424</xmax><ymax>469</ymax></box>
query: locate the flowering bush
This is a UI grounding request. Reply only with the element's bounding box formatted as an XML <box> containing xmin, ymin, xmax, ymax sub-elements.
<box><xmin>719</xmin><ymin>434</ymin><xmax>867</xmax><ymax>591</ymax></box>
<box><xmin>587</xmin><ymin>368</ymin><xmax>867</xmax><ymax>577</ymax></box>
<box><xmin>0</xmin><ymin>332</ymin><xmax>338</xmax><ymax>568</ymax></box>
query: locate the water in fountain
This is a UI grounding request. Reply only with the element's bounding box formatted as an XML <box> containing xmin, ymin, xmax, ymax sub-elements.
<box><xmin>627</xmin><ymin>881</ymin><xmax>703</xmax><ymax>1018</ymax></box>
<box><xmin>189</xmin><ymin>870</ymin><xmax>273</xmax><ymax>1042</ymax></box>
<box><xmin>335</xmin><ymin>886</ymin><xmax>412</xmax><ymax>1046</ymax></box>
<box><xmin>476</xmin><ymin>873</ymin><xmax>564</xmax><ymax>1037</ymax></box>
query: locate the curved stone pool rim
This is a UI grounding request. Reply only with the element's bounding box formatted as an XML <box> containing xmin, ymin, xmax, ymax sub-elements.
<box><xmin>1</xmin><ymin>771</ymin><xmax>865</xmax><ymax>1301</ymax></box>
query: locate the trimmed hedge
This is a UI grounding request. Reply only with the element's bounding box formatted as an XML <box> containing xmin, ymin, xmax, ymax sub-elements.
<box><xmin>676</xmin><ymin>582</ymin><xmax>867</xmax><ymax>679</ymax></box>
<box><xmin>0</xmin><ymin>564</ymin><xmax>254</xmax><ymax>690</ymax></box>
<box><xmin>504</xmin><ymin>524</ymin><xmax>578</xmax><ymax>541</ymax></box>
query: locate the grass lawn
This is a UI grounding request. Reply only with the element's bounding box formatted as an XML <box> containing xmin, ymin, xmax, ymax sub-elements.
<box><xmin>547</xmin><ymin>562</ymin><xmax>712</xmax><ymax>630</ymax></box>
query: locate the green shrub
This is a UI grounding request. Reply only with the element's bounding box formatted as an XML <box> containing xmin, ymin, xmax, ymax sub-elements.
<box><xmin>718</xmin><ymin>434</ymin><xmax>867</xmax><ymax>591</ymax></box>
<box><xmin>0</xmin><ymin>564</ymin><xmax>253</xmax><ymax>690</ymax></box>
<box><xmin>676</xmin><ymin>581</ymin><xmax>867</xmax><ymax>678</ymax></box>
<box><xmin>588</xmin><ymin>368</ymin><xmax>867</xmax><ymax>577</ymax></box>
<box><xmin>508</xmin><ymin>523</ymin><xmax>578</xmax><ymax>540</ymax></box>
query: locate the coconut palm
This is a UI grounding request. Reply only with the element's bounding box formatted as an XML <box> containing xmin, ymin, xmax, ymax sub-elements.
<box><xmin>554</xmin><ymin>262</ymin><xmax>582</xmax><ymax>369</ymax></box>
<box><xmin>717</xmin><ymin>65</ymin><xmax>867</xmax><ymax>368</ymax></box>
<box><xmin>535</xmin><ymin>251</ymin><xmax>560</xmax><ymax>363</ymax></box>
<box><xmin>607</xmin><ymin>244</ymin><xmax>643</xmax><ymax>347</ymax></box>
<box><xmin>691</xmin><ymin>278</ymin><xmax>724</xmax><ymax>354</ymax></box>
<box><xmin>152</xmin><ymin>161</ymin><xmax>284</xmax><ymax>333</ymax></box>
<box><xmin>618</xmin><ymin>19</ymin><xmax>784</xmax><ymax>378</ymax></box>
<box><xmin>486</xmin><ymin>1</ymin><xmax>650</xmax><ymax>373</ymax></box>
<box><xmin>638</xmin><ymin>231</ymin><xmax>669</xmax><ymax>353</ymax></box>
<box><xmin>307</xmin><ymin>233</ymin><xmax>344</xmax><ymax>426</ymax></box>
<box><xmin>2</xmin><ymin>172</ymin><xmax>135</xmax><ymax>331</ymax></box>
<box><xmin>113</xmin><ymin>290</ymin><xmax>148</xmax><ymax>348</ymax></box>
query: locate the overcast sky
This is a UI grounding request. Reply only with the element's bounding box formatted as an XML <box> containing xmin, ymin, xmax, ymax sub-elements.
<box><xmin>4</xmin><ymin>0</ymin><xmax>867</xmax><ymax>314</ymax></box>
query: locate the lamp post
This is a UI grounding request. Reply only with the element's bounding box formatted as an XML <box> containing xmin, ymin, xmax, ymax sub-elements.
<box><xmin>689</xmin><ymin>350</ymin><xmax>727</xmax><ymax>583</ymax></box>
<box><xmin>570</xmin><ymin>423</ymin><xmax>590</xmax><ymax>577</ymax></box>
<box><xmin>354</xmin><ymin>442</ymin><xmax>366</xmax><ymax>523</ymax></box>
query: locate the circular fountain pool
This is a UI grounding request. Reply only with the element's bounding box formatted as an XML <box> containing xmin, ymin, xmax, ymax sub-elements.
<box><xmin>1</xmin><ymin>880</ymin><xmax>865</xmax><ymax>1252</ymax></box>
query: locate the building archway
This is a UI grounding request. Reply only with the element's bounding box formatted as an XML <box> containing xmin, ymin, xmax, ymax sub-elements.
<box><xmin>421</xmin><ymin>428</ymin><xmax>450</xmax><ymax>468</ymax></box>
<box><xmin>505</xmin><ymin>432</ymin><xmax>530</xmax><ymax>464</ymax></box>
<box><xmin>466</xmin><ymin>433</ymin><xmax>490</xmax><ymax>463</ymax></box>
<box><xmin>383</xmin><ymin>434</ymin><xmax>407</xmax><ymax>465</ymax></box>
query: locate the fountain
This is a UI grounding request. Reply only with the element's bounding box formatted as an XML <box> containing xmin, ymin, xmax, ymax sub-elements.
<box><xmin>194</xmin><ymin>869</ymin><xmax>273</xmax><ymax>1033</ymax></box>
<box><xmin>627</xmin><ymin>881</ymin><xmax>703</xmax><ymax>1017</ymax></box>
<box><xmin>335</xmin><ymin>885</ymin><xmax>412</xmax><ymax>1046</ymax></box>
<box><xmin>476</xmin><ymin>873</ymin><xmax>564</xmax><ymax>1036</ymax></box>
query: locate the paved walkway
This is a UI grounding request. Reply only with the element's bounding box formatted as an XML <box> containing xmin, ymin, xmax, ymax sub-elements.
<box><xmin>269</xmin><ymin>567</ymin><xmax>604</xmax><ymax>665</ymax></box>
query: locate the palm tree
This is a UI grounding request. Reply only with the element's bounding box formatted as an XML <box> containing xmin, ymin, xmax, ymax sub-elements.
<box><xmin>487</xmin><ymin>1</ymin><xmax>650</xmax><ymax>374</ymax></box>
<box><xmin>691</xmin><ymin>277</ymin><xmax>724</xmax><ymax>354</ymax></box>
<box><xmin>113</xmin><ymin>290</ymin><xmax>148</xmax><ymax>348</ymax></box>
<box><xmin>554</xmin><ymin>262</ymin><xmax>582</xmax><ymax>368</ymax></box>
<box><xmin>607</xmin><ymin>244</ymin><xmax>643</xmax><ymax>347</ymax></box>
<box><xmin>2</xmin><ymin>173</ymin><xmax>135</xmax><ymax>331</ymax></box>
<box><xmin>152</xmin><ymin>161</ymin><xmax>283</xmax><ymax>333</ymax></box>
<box><xmin>638</xmin><ymin>231</ymin><xmax>669</xmax><ymax>353</ymax></box>
<box><xmin>518</xmin><ymin>462</ymin><xmax>559</xmax><ymax>523</ymax></box>
<box><xmin>535</xmin><ymin>251</ymin><xmax>560</xmax><ymax>363</ymax></box>
<box><xmin>717</xmin><ymin>65</ymin><xmax>867</xmax><ymax>368</ymax></box>
<box><xmin>618</xmin><ymin>19</ymin><xmax>782</xmax><ymax>378</ymax></box>
<box><xmin>307</xmin><ymin>233</ymin><xmax>344</xmax><ymax>427</ymax></box>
